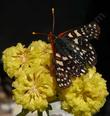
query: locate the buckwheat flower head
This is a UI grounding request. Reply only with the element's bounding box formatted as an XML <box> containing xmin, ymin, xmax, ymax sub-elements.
<box><xmin>2</xmin><ymin>43</ymin><xmax>30</xmax><ymax>78</ymax></box>
<box><xmin>2</xmin><ymin>40</ymin><xmax>52</xmax><ymax>78</ymax></box>
<box><xmin>28</xmin><ymin>40</ymin><xmax>52</xmax><ymax>67</ymax></box>
<box><xmin>12</xmin><ymin>66</ymin><xmax>56</xmax><ymax>111</ymax></box>
<box><xmin>60</xmin><ymin>67</ymin><xmax>109</xmax><ymax>116</ymax></box>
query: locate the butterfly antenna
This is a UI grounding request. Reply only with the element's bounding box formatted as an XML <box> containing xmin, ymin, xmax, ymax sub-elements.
<box><xmin>32</xmin><ymin>32</ymin><xmax>47</xmax><ymax>36</ymax></box>
<box><xmin>52</xmin><ymin>8</ymin><xmax>55</xmax><ymax>33</ymax></box>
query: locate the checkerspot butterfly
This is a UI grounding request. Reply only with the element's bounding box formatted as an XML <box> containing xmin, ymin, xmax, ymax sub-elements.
<box><xmin>33</xmin><ymin>8</ymin><xmax>105</xmax><ymax>88</ymax></box>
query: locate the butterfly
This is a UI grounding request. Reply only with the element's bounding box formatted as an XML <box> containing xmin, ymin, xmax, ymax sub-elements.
<box><xmin>33</xmin><ymin>9</ymin><xmax>105</xmax><ymax>88</ymax></box>
<box><xmin>48</xmin><ymin>21</ymin><xmax>100</xmax><ymax>88</ymax></box>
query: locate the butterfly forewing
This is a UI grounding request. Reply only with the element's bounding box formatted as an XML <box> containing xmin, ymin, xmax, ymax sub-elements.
<box><xmin>58</xmin><ymin>21</ymin><xmax>100</xmax><ymax>40</ymax></box>
<box><xmin>71</xmin><ymin>36</ymin><xmax>97</xmax><ymax>66</ymax></box>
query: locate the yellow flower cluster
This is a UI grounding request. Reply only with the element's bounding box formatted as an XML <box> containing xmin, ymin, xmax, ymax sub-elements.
<box><xmin>2</xmin><ymin>40</ymin><xmax>109</xmax><ymax>115</ymax></box>
<box><xmin>2</xmin><ymin>41</ymin><xmax>52</xmax><ymax>78</ymax></box>
<box><xmin>2</xmin><ymin>40</ymin><xmax>56</xmax><ymax>111</ymax></box>
<box><xmin>2</xmin><ymin>43</ymin><xmax>28</xmax><ymax>78</ymax></box>
<box><xmin>12</xmin><ymin>67</ymin><xmax>56</xmax><ymax>111</ymax></box>
<box><xmin>60</xmin><ymin>67</ymin><xmax>109</xmax><ymax>116</ymax></box>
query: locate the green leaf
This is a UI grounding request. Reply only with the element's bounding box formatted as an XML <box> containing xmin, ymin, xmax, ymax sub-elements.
<box><xmin>16</xmin><ymin>109</ymin><xmax>29</xmax><ymax>116</ymax></box>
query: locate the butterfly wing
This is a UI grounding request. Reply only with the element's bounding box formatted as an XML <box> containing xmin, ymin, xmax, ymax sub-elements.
<box><xmin>54</xmin><ymin>21</ymin><xmax>100</xmax><ymax>88</ymax></box>
<box><xmin>58</xmin><ymin>21</ymin><xmax>100</xmax><ymax>40</ymax></box>
<box><xmin>54</xmin><ymin>37</ymin><xmax>96</xmax><ymax>88</ymax></box>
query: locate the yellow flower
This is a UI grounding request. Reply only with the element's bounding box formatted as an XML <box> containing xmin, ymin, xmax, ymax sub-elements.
<box><xmin>28</xmin><ymin>40</ymin><xmax>52</xmax><ymax>67</ymax></box>
<box><xmin>12</xmin><ymin>66</ymin><xmax>56</xmax><ymax>111</ymax></box>
<box><xmin>59</xmin><ymin>67</ymin><xmax>109</xmax><ymax>116</ymax></box>
<box><xmin>2</xmin><ymin>43</ymin><xmax>30</xmax><ymax>78</ymax></box>
<box><xmin>2</xmin><ymin>40</ymin><xmax>109</xmax><ymax>115</ymax></box>
<box><xmin>5</xmin><ymin>40</ymin><xmax>57</xmax><ymax>111</ymax></box>
<box><xmin>2</xmin><ymin>40</ymin><xmax>52</xmax><ymax>78</ymax></box>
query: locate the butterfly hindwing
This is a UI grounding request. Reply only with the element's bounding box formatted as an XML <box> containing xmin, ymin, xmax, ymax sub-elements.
<box><xmin>54</xmin><ymin>38</ymin><xmax>89</xmax><ymax>87</ymax></box>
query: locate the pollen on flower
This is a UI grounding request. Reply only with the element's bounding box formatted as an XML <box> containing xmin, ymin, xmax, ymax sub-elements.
<box><xmin>59</xmin><ymin>67</ymin><xmax>109</xmax><ymax>116</ymax></box>
<box><xmin>19</xmin><ymin>54</ymin><xmax>27</xmax><ymax>63</ymax></box>
<box><xmin>2</xmin><ymin>40</ymin><xmax>53</xmax><ymax>78</ymax></box>
<box><xmin>2</xmin><ymin>43</ymin><xmax>28</xmax><ymax>78</ymax></box>
<box><xmin>12</xmin><ymin>67</ymin><xmax>56</xmax><ymax>111</ymax></box>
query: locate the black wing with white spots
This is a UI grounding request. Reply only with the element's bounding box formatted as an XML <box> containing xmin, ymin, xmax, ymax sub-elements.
<box><xmin>54</xmin><ymin>36</ymin><xmax>97</xmax><ymax>88</ymax></box>
<box><xmin>54</xmin><ymin>13</ymin><xmax>106</xmax><ymax>88</ymax></box>
<box><xmin>58</xmin><ymin>21</ymin><xmax>100</xmax><ymax>40</ymax></box>
<box><xmin>55</xmin><ymin>22</ymin><xmax>100</xmax><ymax>88</ymax></box>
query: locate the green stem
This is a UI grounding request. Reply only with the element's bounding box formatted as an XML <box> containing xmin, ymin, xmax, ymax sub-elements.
<box><xmin>16</xmin><ymin>109</ymin><xmax>29</xmax><ymax>116</ymax></box>
<box><xmin>46</xmin><ymin>109</ymin><xmax>49</xmax><ymax>116</ymax></box>
<box><xmin>38</xmin><ymin>111</ymin><xmax>43</xmax><ymax>116</ymax></box>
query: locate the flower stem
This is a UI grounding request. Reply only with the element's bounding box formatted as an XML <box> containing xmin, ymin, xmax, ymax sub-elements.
<box><xmin>16</xmin><ymin>109</ymin><xmax>29</xmax><ymax>116</ymax></box>
<box><xmin>38</xmin><ymin>111</ymin><xmax>43</xmax><ymax>116</ymax></box>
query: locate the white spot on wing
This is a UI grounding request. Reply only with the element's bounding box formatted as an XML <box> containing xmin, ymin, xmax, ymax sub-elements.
<box><xmin>76</xmin><ymin>47</ymin><xmax>80</xmax><ymax>50</ymax></box>
<box><xmin>89</xmin><ymin>24</ymin><xmax>92</xmax><ymax>27</ymax></box>
<box><xmin>68</xmin><ymin>33</ymin><xmax>73</xmax><ymax>38</ymax></box>
<box><xmin>74</xmin><ymin>60</ymin><xmax>78</xmax><ymax>63</ymax></box>
<box><xmin>57</xmin><ymin>73</ymin><xmax>64</xmax><ymax>76</ymax></box>
<box><xmin>80</xmin><ymin>52</ymin><xmax>83</xmax><ymax>56</ymax></box>
<box><xmin>82</xmin><ymin>49</ymin><xmax>86</xmax><ymax>53</ymax></box>
<box><xmin>88</xmin><ymin>61</ymin><xmax>92</xmax><ymax>64</ymax></box>
<box><xmin>67</xmin><ymin>82</ymin><xmax>70</xmax><ymax>85</ymax></box>
<box><xmin>90</xmin><ymin>34</ymin><xmax>92</xmax><ymax>36</ymax></box>
<box><xmin>86</xmin><ymin>35</ymin><xmax>89</xmax><ymax>38</ymax></box>
<box><xmin>74</xmin><ymin>38</ymin><xmax>79</xmax><ymax>44</ymax></box>
<box><xmin>83</xmin><ymin>32</ymin><xmax>85</xmax><ymax>35</ymax></box>
<box><xmin>56</xmin><ymin>53</ymin><xmax>61</xmax><ymax>57</ymax></box>
<box><xmin>62</xmin><ymin>56</ymin><xmax>68</xmax><ymax>61</ymax></box>
<box><xmin>92</xmin><ymin>56</ymin><xmax>95</xmax><ymax>59</ymax></box>
<box><xmin>81</xmin><ymin>28</ymin><xmax>84</xmax><ymax>33</ymax></box>
<box><xmin>85</xmin><ymin>39</ymin><xmax>88</xmax><ymax>42</ymax></box>
<box><xmin>74</xmin><ymin>49</ymin><xmax>77</xmax><ymax>53</ymax></box>
<box><xmin>74</xmin><ymin>30</ymin><xmax>81</xmax><ymax>36</ymax></box>
<box><xmin>65</xmin><ymin>74</ymin><xmax>68</xmax><ymax>78</ymax></box>
<box><xmin>71</xmin><ymin>45</ymin><xmax>75</xmax><ymax>48</ymax></box>
<box><xmin>91</xmin><ymin>51</ymin><xmax>94</xmax><ymax>54</ymax></box>
<box><xmin>90</xmin><ymin>57</ymin><xmax>93</xmax><ymax>61</ymax></box>
<box><xmin>57</xmin><ymin>67</ymin><xmax>61</xmax><ymax>70</ymax></box>
<box><xmin>56</xmin><ymin>60</ymin><xmax>63</xmax><ymax>66</ymax></box>
<box><xmin>72</xmin><ymin>66</ymin><xmax>75</xmax><ymax>69</ymax></box>
<box><xmin>68</xmin><ymin>55</ymin><xmax>73</xmax><ymax>59</ymax></box>
<box><xmin>61</xmin><ymin>83</ymin><xmax>64</xmax><ymax>86</ymax></box>
<box><xmin>81</xmin><ymin>69</ymin><xmax>85</xmax><ymax>73</ymax></box>
<box><xmin>94</xmin><ymin>24</ymin><xmax>96</xmax><ymax>27</ymax></box>
<box><xmin>57</xmin><ymin>68</ymin><xmax>64</xmax><ymax>71</ymax></box>
<box><xmin>89</xmin><ymin>46</ymin><xmax>92</xmax><ymax>50</ymax></box>
<box><xmin>57</xmin><ymin>78</ymin><xmax>60</xmax><ymax>81</ymax></box>
<box><xmin>67</xmin><ymin>67</ymin><xmax>70</xmax><ymax>70</ymax></box>
<box><xmin>59</xmin><ymin>84</ymin><xmax>62</xmax><ymax>87</ymax></box>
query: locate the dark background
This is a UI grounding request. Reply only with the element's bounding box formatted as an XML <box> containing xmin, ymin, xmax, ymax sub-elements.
<box><xmin>0</xmin><ymin>0</ymin><xmax>110</xmax><ymax>115</ymax></box>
